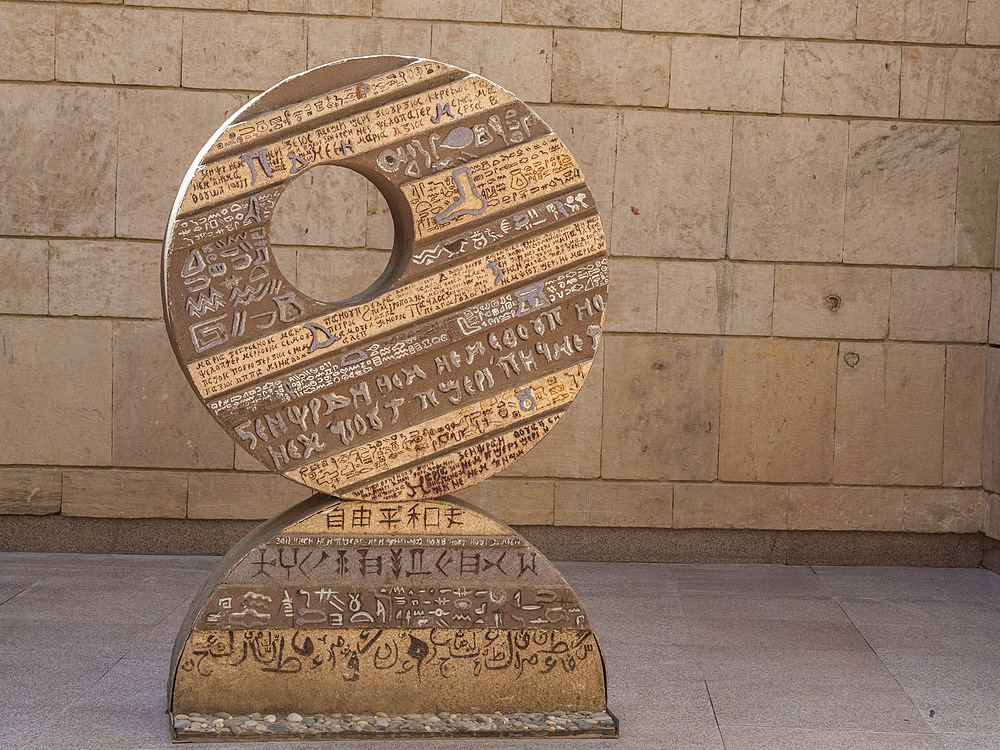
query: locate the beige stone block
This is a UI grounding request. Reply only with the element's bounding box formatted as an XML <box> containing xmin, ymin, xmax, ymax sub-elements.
<box><xmin>606</xmin><ymin>258</ymin><xmax>658</xmax><ymax>332</ymax></box>
<box><xmin>63</xmin><ymin>469</ymin><xmax>187</xmax><ymax>518</ymax></box>
<box><xmin>984</xmin><ymin>492</ymin><xmax>1000</xmax><ymax>539</ymax></box>
<box><xmin>552</xmin><ymin>29</ymin><xmax>670</xmax><ymax>106</ymax></box>
<box><xmin>772</xmin><ymin>265</ymin><xmax>890</xmax><ymax>339</ymax></box>
<box><xmin>181</xmin><ymin>14</ymin><xmax>306</xmax><ymax>90</ymax></box>
<box><xmin>673</xmin><ymin>484</ymin><xmax>787</xmax><ymax>529</ymax></box>
<box><xmin>901</xmin><ymin>47</ymin><xmax>1000</xmax><ymax>121</ymax></box>
<box><xmin>255</xmin><ymin>0</ymin><xmax>369</xmax><ymax>14</ymax></box>
<box><xmin>992</xmin><ymin>275</ymin><xmax>1000</xmax><ymax>346</ymax></box>
<box><xmin>367</xmin><ymin>183</ymin><xmax>395</xmax><ymax>251</ymax></box>
<box><xmin>188</xmin><ymin>472</ymin><xmax>311</xmax><ymax>520</ymax></box>
<box><xmin>602</xmin><ymin>335</ymin><xmax>722</xmax><ymax>481</ymax></box>
<box><xmin>957</xmin><ymin>126</ymin><xmax>1000</xmax><ymax>268</ymax></box>
<box><xmin>307</xmin><ymin>17</ymin><xmax>430</xmax><ymax>67</ymax></box>
<box><xmin>375</xmin><ymin>0</ymin><xmax>500</xmax><ymax>21</ymax></box>
<box><xmin>985</xmin><ymin>350</ymin><xmax>1000</xmax><ymax>494</ymax></box>
<box><xmin>623</xmin><ymin>0</ymin><xmax>739</xmax><ymax>34</ymax></box>
<box><xmin>739</xmin><ymin>0</ymin><xmax>857</xmax><ymax>39</ymax></box>
<box><xmin>56</xmin><ymin>6</ymin><xmax>181</xmax><ymax>86</ymax></box>
<box><xmin>112</xmin><ymin>321</ymin><xmax>234</xmax><ymax>469</ymax></box>
<box><xmin>943</xmin><ymin>345</ymin><xmax>987</xmax><ymax>487</ymax></box>
<box><xmin>126</xmin><ymin>0</ymin><xmax>246</xmax><ymax>8</ymax></box>
<box><xmin>0</xmin><ymin>468</ymin><xmax>61</xmax><ymax>515</ymax></box>
<box><xmin>787</xmin><ymin>486</ymin><xmax>905</xmax><ymax>531</ymax></box>
<box><xmin>270</xmin><ymin>165</ymin><xmax>369</xmax><ymax>248</ymax></box>
<box><xmin>432</xmin><ymin>23</ymin><xmax>551</xmax><ymax>103</ymax></box>
<box><xmin>0</xmin><ymin>85</ymin><xmax>116</xmax><ymax>237</ymax></box>
<box><xmin>902</xmin><ymin>488</ymin><xmax>981</xmax><ymax>533</ymax></box>
<box><xmin>117</xmin><ymin>89</ymin><xmax>247</xmax><ymax>239</ymax></box>
<box><xmin>500</xmin><ymin>347</ymin><xmax>604</xmax><ymax>479</ymax></box>
<box><xmin>889</xmin><ymin>269</ymin><xmax>990</xmax><ymax>343</ymax></box>
<box><xmin>729</xmin><ymin>117</ymin><xmax>847</xmax><ymax>263</ymax></box>
<box><xmin>0</xmin><ymin>3</ymin><xmax>54</xmax><ymax>80</ymax></box>
<box><xmin>783</xmin><ymin>42</ymin><xmax>900</xmax><ymax>117</ymax></box>
<box><xmin>845</xmin><ymin>121</ymin><xmax>959</xmax><ymax>267</ymax></box>
<box><xmin>670</xmin><ymin>38</ymin><xmax>783</xmax><ymax>113</ymax></box>
<box><xmin>294</xmin><ymin>248</ymin><xmax>391</xmax><ymax>303</ymax></box>
<box><xmin>967</xmin><ymin>0</ymin><xmax>1000</xmax><ymax>45</ymax></box>
<box><xmin>657</xmin><ymin>261</ymin><xmax>773</xmax><ymax>335</ymax></box>
<box><xmin>554</xmin><ymin>481</ymin><xmax>671</xmax><ymax>527</ymax></box>
<box><xmin>0</xmin><ymin>239</ymin><xmax>48</xmax><ymax>315</ymax></box>
<box><xmin>453</xmin><ymin>479</ymin><xmax>554</xmax><ymax>525</ymax></box>
<box><xmin>857</xmin><ymin>0</ymin><xmax>966</xmax><ymax>42</ymax></box>
<box><xmin>504</xmin><ymin>0</ymin><xmax>620</xmax><ymax>27</ymax></box>
<box><xmin>235</xmin><ymin>445</ymin><xmax>269</xmax><ymax>472</ymax></box>
<box><xmin>612</xmin><ymin>111</ymin><xmax>731</xmax><ymax>259</ymax></box>
<box><xmin>532</xmin><ymin>105</ymin><xmax>619</xmax><ymax>241</ymax></box>
<box><xmin>0</xmin><ymin>318</ymin><xmax>111</xmax><ymax>466</ymax></box>
<box><xmin>720</xmin><ymin>339</ymin><xmax>837</xmax><ymax>483</ymax></box>
<box><xmin>49</xmin><ymin>241</ymin><xmax>162</xmax><ymax>319</ymax></box>
<box><xmin>833</xmin><ymin>342</ymin><xmax>944</xmax><ymax>485</ymax></box>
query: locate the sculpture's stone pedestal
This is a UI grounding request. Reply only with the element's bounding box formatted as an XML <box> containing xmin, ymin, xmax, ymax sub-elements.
<box><xmin>168</xmin><ymin>493</ymin><xmax>616</xmax><ymax>742</ymax></box>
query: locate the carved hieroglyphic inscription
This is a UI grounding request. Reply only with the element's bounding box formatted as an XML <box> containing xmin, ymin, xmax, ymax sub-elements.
<box><xmin>162</xmin><ymin>55</ymin><xmax>608</xmax><ymax>501</ymax></box>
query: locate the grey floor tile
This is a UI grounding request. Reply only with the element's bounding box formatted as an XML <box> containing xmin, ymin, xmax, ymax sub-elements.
<box><xmin>939</xmin><ymin>732</ymin><xmax>1000</xmax><ymax>750</ymax></box>
<box><xmin>678</xmin><ymin>592</ymin><xmax>851</xmax><ymax>622</ymax></box>
<box><xmin>694</xmin><ymin>647</ymin><xmax>898</xmax><ymax>689</ymax></box>
<box><xmin>0</xmin><ymin>653</ymin><xmax>117</xmax><ymax>711</ymax></box>
<box><xmin>877</xmin><ymin>648</ymin><xmax>1000</xmax><ymax>690</ymax></box>
<box><xmin>683</xmin><ymin>617</ymin><xmax>871</xmax><ymax>652</ymax></box>
<box><xmin>906</xmin><ymin>688</ymin><xmax>1000</xmax><ymax>734</ymax></box>
<box><xmin>837</xmin><ymin>598</ymin><xmax>1000</xmax><ymax>629</ymax></box>
<box><xmin>721</xmin><ymin>726</ymin><xmax>946</xmax><ymax>749</ymax></box>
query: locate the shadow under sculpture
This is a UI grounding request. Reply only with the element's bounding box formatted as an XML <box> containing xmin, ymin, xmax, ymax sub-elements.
<box><xmin>161</xmin><ymin>55</ymin><xmax>614</xmax><ymax>741</ymax></box>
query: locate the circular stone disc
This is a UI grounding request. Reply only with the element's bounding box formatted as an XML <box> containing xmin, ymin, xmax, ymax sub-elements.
<box><xmin>162</xmin><ymin>56</ymin><xmax>608</xmax><ymax>501</ymax></box>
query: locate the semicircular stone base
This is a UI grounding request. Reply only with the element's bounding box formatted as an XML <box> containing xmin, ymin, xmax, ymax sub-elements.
<box><xmin>168</xmin><ymin>493</ymin><xmax>616</xmax><ymax>741</ymax></box>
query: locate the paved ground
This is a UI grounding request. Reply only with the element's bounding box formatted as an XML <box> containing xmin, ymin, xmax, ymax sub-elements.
<box><xmin>1</xmin><ymin>553</ymin><xmax>999</xmax><ymax>749</ymax></box>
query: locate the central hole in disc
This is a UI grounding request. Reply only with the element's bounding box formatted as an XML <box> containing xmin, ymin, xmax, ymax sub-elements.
<box><xmin>269</xmin><ymin>164</ymin><xmax>394</xmax><ymax>304</ymax></box>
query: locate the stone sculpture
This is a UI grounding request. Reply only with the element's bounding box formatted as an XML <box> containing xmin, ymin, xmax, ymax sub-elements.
<box><xmin>162</xmin><ymin>55</ymin><xmax>614</xmax><ymax>741</ymax></box>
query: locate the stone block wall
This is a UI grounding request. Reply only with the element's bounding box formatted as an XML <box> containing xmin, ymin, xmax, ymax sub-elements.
<box><xmin>0</xmin><ymin>0</ymin><xmax>998</xmax><ymax>542</ymax></box>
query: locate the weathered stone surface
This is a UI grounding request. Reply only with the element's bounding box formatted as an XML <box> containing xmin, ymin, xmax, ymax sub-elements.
<box><xmin>657</xmin><ymin>260</ymin><xmax>773</xmax><ymax>335</ymax></box>
<box><xmin>182</xmin><ymin>14</ymin><xmax>306</xmax><ymax>90</ymax></box>
<box><xmin>674</xmin><ymin>484</ymin><xmax>787</xmax><ymax>529</ymax></box>
<box><xmin>254</xmin><ymin>0</ymin><xmax>370</xmax><ymax>13</ymax></box>
<box><xmin>856</xmin><ymin>0</ymin><xmax>966</xmax><ymax>42</ymax></box>
<box><xmin>374</xmin><ymin>0</ymin><xmax>500</xmax><ymax>21</ymax></box>
<box><xmin>63</xmin><ymin>469</ymin><xmax>187</xmax><ymax>518</ymax></box>
<box><xmin>112</xmin><ymin>322</ymin><xmax>234</xmax><ymax>469</ymax></box>
<box><xmin>0</xmin><ymin>318</ymin><xmax>111</xmax><ymax>466</ymax></box>
<box><xmin>606</xmin><ymin>258</ymin><xmax>658</xmax><ymax>332</ymax></box>
<box><xmin>269</xmin><ymin>165</ymin><xmax>369</xmax><ymax>248</ymax></box>
<box><xmin>902</xmin><ymin>488</ymin><xmax>981</xmax><ymax>533</ymax></box>
<box><xmin>787</xmin><ymin>486</ymin><xmax>905</xmax><ymax>531</ymax></box>
<box><xmin>772</xmin><ymin>265</ymin><xmax>890</xmax><ymax>339</ymax></box>
<box><xmin>944</xmin><ymin>346</ymin><xmax>986</xmax><ymax>487</ymax></box>
<box><xmin>501</xmin><ymin>348</ymin><xmax>604</xmax><ymax>479</ymax></box>
<box><xmin>0</xmin><ymin>85</ymin><xmax>116</xmax><ymax>237</ymax></box>
<box><xmin>366</xmin><ymin>182</ymin><xmax>395</xmax><ymax>250</ymax></box>
<box><xmin>720</xmin><ymin>339</ymin><xmax>837</xmax><ymax>483</ymax></box>
<box><xmin>307</xmin><ymin>17</ymin><xmax>430</xmax><ymax>67</ymax></box>
<box><xmin>117</xmin><ymin>90</ymin><xmax>247</xmax><ymax>239</ymax></box>
<box><xmin>126</xmin><ymin>0</ymin><xmax>244</xmax><ymax>8</ymax></box>
<box><xmin>49</xmin><ymin>241</ymin><xmax>162</xmax><ymax>319</ymax></box>
<box><xmin>967</xmin><ymin>0</ymin><xmax>1000</xmax><ymax>45</ymax></box>
<box><xmin>555</xmin><ymin>481</ymin><xmax>671</xmax><ymax>527</ymax></box>
<box><xmin>56</xmin><ymin>6</ymin><xmax>181</xmax><ymax>86</ymax></box>
<box><xmin>985</xmin><ymin>493</ymin><xmax>1000</xmax><ymax>539</ymax></box>
<box><xmin>729</xmin><ymin>116</ymin><xmax>847</xmax><ymax>262</ymax></box>
<box><xmin>454</xmin><ymin>479</ymin><xmax>555</xmax><ymax>525</ymax></box>
<box><xmin>294</xmin><ymin>248</ymin><xmax>391</xmax><ymax>303</ymax></box>
<box><xmin>669</xmin><ymin>38</ymin><xmax>783</xmax><ymax>113</ymax></box>
<box><xmin>533</xmin><ymin>105</ymin><xmax>619</xmax><ymax>241</ymax></box>
<box><xmin>552</xmin><ymin>30</ymin><xmax>670</xmax><ymax>106</ymax></box>
<box><xmin>187</xmin><ymin>472</ymin><xmax>312</xmax><ymax>519</ymax></box>
<box><xmin>0</xmin><ymin>3</ymin><xmax>54</xmax><ymax>80</ymax></box>
<box><xmin>957</xmin><ymin>126</ymin><xmax>1000</xmax><ymax>267</ymax></box>
<box><xmin>504</xmin><ymin>0</ymin><xmax>620</xmax><ymax>27</ymax></box>
<box><xmin>432</xmin><ymin>23</ymin><xmax>551</xmax><ymax>102</ymax></box>
<box><xmin>740</xmin><ymin>0</ymin><xmax>856</xmax><ymax>39</ymax></box>
<box><xmin>992</xmin><ymin>275</ymin><xmax>1000</xmax><ymax>346</ymax></box>
<box><xmin>783</xmin><ymin>42</ymin><xmax>900</xmax><ymax>117</ymax></box>
<box><xmin>603</xmin><ymin>335</ymin><xmax>722</xmax><ymax>481</ymax></box>
<box><xmin>985</xmin><ymin>349</ymin><xmax>1000</xmax><ymax>495</ymax></box>
<box><xmin>833</xmin><ymin>342</ymin><xmax>944</xmax><ymax>485</ymax></box>
<box><xmin>0</xmin><ymin>468</ymin><xmax>61</xmax><ymax>515</ymax></box>
<box><xmin>845</xmin><ymin>121</ymin><xmax>959</xmax><ymax>266</ymax></box>
<box><xmin>0</xmin><ymin>239</ymin><xmax>48</xmax><ymax>315</ymax></box>
<box><xmin>889</xmin><ymin>269</ymin><xmax>990</xmax><ymax>342</ymax></box>
<box><xmin>900</xmin><ymin>47</ymin><xmax>1000</xmax><ymax>121</ymax></box>
<box><xmin>622</xmin><ymin>0</ymin><xmax>739</xmax><ymax>34</ymax></box>
<box><xmin>613</xmin><ymin>111</ymin><xmax>731</xmax><ymax>258</ymax></box>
